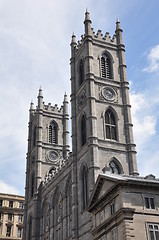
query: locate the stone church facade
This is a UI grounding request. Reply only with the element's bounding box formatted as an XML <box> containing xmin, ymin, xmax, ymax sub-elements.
<box><xmin>23</xmin><ymin>11</ymin><xmax>159</xmax><ymax>240</ymax></box>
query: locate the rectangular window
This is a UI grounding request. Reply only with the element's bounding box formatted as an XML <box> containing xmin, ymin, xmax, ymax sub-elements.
<box><xmin>17</xmin><ymin>227</ymin><xmax>22</xmax><ymax>238</ymax></box>
<box><xmin>8</xmin><ymin>213</ymin><xmax>13</xmax><ymax>221</ymax></box>
<box><xmin>148</xmin><ymin>224</ymin><xmax>159</xmax><ymax>240</ymax></box>
<box><xmin>145</xmin><ymin>197</ymin><xmax>155</xmax><ymax>209</ymax></box>
<box><xmin>6</xmin><ymin>226</ymin><xmax>11</xmax><ymax>237</ymax></box>
<box><xmin>0</xmin><ymin>199</ymin><xmax>3</xmax><ymax>207</ymax></box>
<box><xmin>18</xmin><ymin>214</ymin><xmax>23</xmax><ymax>222</ymax></box>
<box><xmin>19</xmin><ymin>202</ymin><xmax>23</xmax><ymax>209</ymax></box>
<box><xmin>9</xmin><ymin>200</ymin><xmax>13</xmax><ymax>208</ymax></box>
<box><xmin>110</xmin><ymin>201</ymin><xmax>115</xmax><ymax>215</ymax></box>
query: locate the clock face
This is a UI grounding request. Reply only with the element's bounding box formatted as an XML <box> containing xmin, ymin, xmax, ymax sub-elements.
<box><xmin>102</xmin><ymin>87</ymin><xmax>115</xmax><ymax>101</ymax></box>
<box><xmin>48</xmin><ymin>150</ymin><xmax>58</xmax><ymax>161</ymax></box>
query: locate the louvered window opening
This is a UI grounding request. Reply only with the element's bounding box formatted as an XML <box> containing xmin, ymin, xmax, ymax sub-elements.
<box><xmin>101</xmin><ymin>56</ymin><xmax>111</xmax><ymax>79</ymax></box>
<box><xmin>105</xmin><ymin>110</ymin><xmax>117</xmax><ymax>140</ymax></box>
<box><xmin>49</xmin><ymin>124</ymin><xmax>57</xmax><ymax>144</ymax></box>
<box><xmin>79</xmin><ymin>60</ymin><xmax>84</xmax><ymax>85</ymax></box>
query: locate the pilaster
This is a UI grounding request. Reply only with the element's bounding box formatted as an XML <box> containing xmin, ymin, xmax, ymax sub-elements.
<box><xmin>116</xmin><ymin>19</ymin><xmax>138</xmax><ymax>175</ymax></box>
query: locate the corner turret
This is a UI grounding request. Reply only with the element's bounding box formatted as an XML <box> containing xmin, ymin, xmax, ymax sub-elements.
<box><xmin>84</xmin><ymin>10</ymin><xmax>92</xmax><ymax>36</ymax></box>
<box><xmin>30</xmin><ymin>100</ymin><xmax>34</xmax><ymax>111</ymax></box>
<box><xmin>37</xmin><ymin>87</ymin><xmax>43</xmax><ymax>109</ymax></box>
<box><xmin>71</xmin><ymin>33</ymin><xmax>77</xmax><ymax>58</ymax></box>
<box><xmin>115</xmin><ymin>17</ymin><xmax>124</xmax><ymax>45</ymax></box>
<box><xmin>63</xmin><ymin>93</ymin><xmax>69</xmax><ymax>158</ymax></box>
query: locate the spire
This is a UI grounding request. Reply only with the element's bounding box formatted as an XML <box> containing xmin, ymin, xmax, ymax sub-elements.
<box><xmin>115</xmin><ymin>17</ymin><xmax>123</xmax><ymax>45</ymax></box>
<box><xmin>71</xmin><ymin>33</ymin><xmax>76</xmax><ymax>45</ymax></box>
<box><xmin>84</xmin><ymin>9</ymin><xmax>92</xmax><ymax>36</ymax></box>
<box><xmin>30</xmin><ymin>100</ymin><xmax>34</xmax><ymax>110</ymax></box>
<box><xmin>63</xmin><ymin>92</ymin><xmax>68</xmax><ymax>114</ymax></box>
<box><xmin>85</xmin><ymin>9</ymin><xmax>91</xmax><ymax>21</ymax></box>
<box><xmin>71</xmin><ymin>33</ymin><xmax>77</xmax><ymax>58</ymax></box>
<box><xmin>38</xmin><ymin>86</ymin><xmax>43</xmax><ymax>97</ymax></box>
<box><xmin>116</xmin><ymin>17</ymin><xmax>122</xmax><ymax>31</ymax></box>
<box><xmin>64</xmin><ymin>92</ymin><xmax>68</xmax><ymax>103</ymax></box>
<box><xmin>37</xmin><ymin>87</ymin><xmax>43</xmax><ymax>109</ymax></box>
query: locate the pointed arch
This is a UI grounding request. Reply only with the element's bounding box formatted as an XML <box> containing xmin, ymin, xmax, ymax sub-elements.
<box><xmin>81</xmin><ymin>113</ymin><xmax>87</xmax><ymax>147</ymax></box>
<box><xmin>49</xmin><ymin>120</ymin><xmax>58</xmax><ymax>144</ymax></box>
<box><xmin>109</xmin><ymin>157</ymin><xmax>123</xmax><ymax>174</ymax></box>
<box><xmin>48</xmin><ymin>166</ymin><xmax>56</xmax><ymax>175</ymax></box>
<box><xmin>100</xmin><ymin>52</ymin><xmax>113</xmax><ymax>79</ymax></box>
<box><xmin>105</xmin><ymin>108</ymin><xmax>117</xmax><ymax>140</ymax></box>
<box><xmin>41</xmin><ymin>198</ymin><xmax>50</xmax><ymax>235</ymax></box>
<box><xmin>52</xmin><ymin>187</ymin><xmax>63</xmax><ymax>239</ymax></box>
<box><xmin>80</xmin><ymin>164</ymin><xmax>88</xmax><ymax>210</ymax></box>
<box><xmin>79</xmin><ymin>59</ymin><xmax>85</xmax><ymax>85</ymax></box>
<box><xmin>52</xmin><ymin>187</ymin><xmax>62</xmax><ymax>225</ymax></box>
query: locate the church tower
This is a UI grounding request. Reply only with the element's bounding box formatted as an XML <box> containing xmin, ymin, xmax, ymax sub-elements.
<box><xmin>23</xmin><ymin>89</ymin><xmax>69</xmax><ymax>239</ymax></box>
<box><xmin>70</xmin><ymin>11</ymin><xmax>138</xmax><ymax>239</ymax></box>
<box><xmin>23</xmin><ymin>11</ymin><xmax>139</xmax><ymax>240</ymax></box>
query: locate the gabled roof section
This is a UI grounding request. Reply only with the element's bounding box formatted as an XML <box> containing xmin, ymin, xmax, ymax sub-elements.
<box><xmin>87</xmin><ymin>173</ymin><xmax>126</xmax><ymax>212</ymax></box>
<box><xmin>87</xmin><ymin>173</ymin><xmax>159</xmax><ymax>213</ymax></box>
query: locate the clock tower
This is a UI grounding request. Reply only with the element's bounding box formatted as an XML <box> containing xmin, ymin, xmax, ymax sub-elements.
<box><xmin>23</xmin><ymin>89</ymin><xmax>69</xmax><ymax>239</ymax></box>
<box><xmin>70</xmin><ymin>11</ymin><xmax>138</xmax><ymax>239</ymax></box>
<box><xmin>23</xmin><ymin>11</ymin><xmax>139</xmax><ymax>240</ymax></box>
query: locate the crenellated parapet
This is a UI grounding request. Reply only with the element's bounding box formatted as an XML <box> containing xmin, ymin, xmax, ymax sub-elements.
<box><xmin>30</xmin><ymin>102</ymin><xmax>64</xmax><ymax>114</ymax></box>
<box><xmin>71</xmin><ymin>10</ymin><xmax>120</xmax><ymax>55</ymax></box>
<box><xmin>29</xmin><ymin>89</ymin><xmax>66</xmax><ymax>119</ymax></box>
<box><xmin>75</xmin><ymin>31</ymin><xmax>117</xmax><ymax>52</ymax></box>
<box><xmin>94</xmin><ymin>30</ymin><xmax>117</xmax><ymax>44</ymax></box>
<box><xmin>43</xmin><ymin>103</ymin><xmax>64</xmax><ymax>113</ymax></box>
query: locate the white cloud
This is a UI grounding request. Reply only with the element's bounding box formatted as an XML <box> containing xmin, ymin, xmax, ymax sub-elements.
<box><xmin>143</xmin><ymin>44</ymin><xmax>159</xmax><ymax>73</ymax></box>
<box><xmin>140</xmin><ymin>149</ymin><xmax>159</xmax><ymax>177</ymax></box>
<box><xmin>0</xmin><ymin>0</ymin><xmax>158</xmax><ymax>193</ymax></box>
<box><xmin>0</xmin><ymin>180</ymin><xmax>20</xmax><ymax>195</ymax></box>
<box><xmin>130</xmin><ymin>91</ymin><xmax>159</xmax><ymax>177</ymax></box>
<box><xmin>130</xmin><ymin>92</ymin><xmax>156</xmax><ymax>147</ymax></box>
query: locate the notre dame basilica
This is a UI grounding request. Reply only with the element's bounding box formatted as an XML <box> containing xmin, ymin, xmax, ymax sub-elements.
<box><xmin>23</xmin><ymin>11</ymin><xmax>159</xmax><ymax>240</ymax></box>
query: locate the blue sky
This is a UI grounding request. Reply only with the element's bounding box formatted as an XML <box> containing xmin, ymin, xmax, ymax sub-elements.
<box><xmin>0</xmin><ymin>0</ymin><xmax>159</xmax><ymax>195</ymax></box>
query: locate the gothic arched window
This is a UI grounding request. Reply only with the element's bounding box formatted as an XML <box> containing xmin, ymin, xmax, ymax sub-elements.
<box><xmin>53</xmin><ymin>189</ymin><xmax>62</xmax><ymax>240</ymax></box>
<box><xmin>42</xmin><ymin>201</ymin><xmax>49</xmax><ymax>235</ymax></box>
<box><xmin>81</xmin><ymin>165</ymin><xmax>88</xmax><ymax>210</ymax></box>
<box><xmin>109</xmin><ymin>161</ymin><xmax>120</xmax><ymax>174</ymax></box>
<box><xmin>79</xmin><ymin>59</ymin><xmax>84</xmax><ymax>85</ymax></box>
<box><xmin>49</xmin><ymin>121</ymin><xmax>58</xmax><ymax>144</ymax></box>
<box><xmin>105</xmin><ymin>109</ymin><xmax>117</xmax><ymax>140</ymax></box>
<box><xmin>101</xmin><ymin>54</ymin><xmax>112</xmax><ymax>79</ymax></box>
<box><xmin>81</xmin><ymin>114</ymin><xmax>86</xmax><ymax>147</ymax></box>
<box><xmin>53</xmin><ymin>189</ymin><xmax>62</xmax><ymax>225</ymax></box>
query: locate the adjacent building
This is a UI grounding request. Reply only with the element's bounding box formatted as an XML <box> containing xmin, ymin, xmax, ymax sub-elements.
<box><xmin>88</xmin><ymin>174</ymin><xmax>159</xmax><ymax>239</ymax></box>
<box><xmin>22</xmin><ymin>11</ymin><xmax>159</xmax><ymax>240</ymax></box>
<box><xmin>0</xmin><ymin>193</ymin><xmax>24</xmax><ymax>239</ymax></box>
